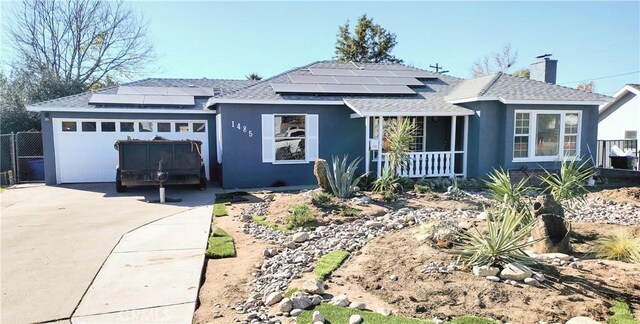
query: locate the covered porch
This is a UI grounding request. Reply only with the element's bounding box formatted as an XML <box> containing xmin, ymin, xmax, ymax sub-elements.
<box><xmin>344</xmin><ymin>98</ymin><xmax>474</xmax><ymax>179</ymax></box>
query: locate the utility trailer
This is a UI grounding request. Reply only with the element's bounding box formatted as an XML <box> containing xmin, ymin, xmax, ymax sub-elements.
<box><xmin>114</xmin><ymin>138</ymin><xmax>206</xmax><ymax>192</ymax></box>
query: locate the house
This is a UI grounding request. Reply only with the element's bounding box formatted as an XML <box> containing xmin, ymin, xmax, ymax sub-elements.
<box><xmin>28</xmin><ymin>56</ymin><xmax>610</xmax><ymax>189</ymax></box>
<box><xmin>598</xmin><ymin>84</ymin><xmax>640</xmax><ymax>141</ymax></box>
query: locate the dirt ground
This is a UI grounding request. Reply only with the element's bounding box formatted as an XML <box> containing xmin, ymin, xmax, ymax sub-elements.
<box><xmin>333</xmin><ymin>222</ymin><xmax>640</xmax><ymax>324</ymax></box>
<box><xmin>193</xmin><ymin>195</ymin><xmax>274</xmax><ymax>324</ymax></box>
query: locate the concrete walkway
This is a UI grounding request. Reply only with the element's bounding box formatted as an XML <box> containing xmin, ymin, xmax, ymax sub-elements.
<box><xmin>71</xmin><ymin>205</ymin><xmax>212</xmax><ymax>323</ymax></box>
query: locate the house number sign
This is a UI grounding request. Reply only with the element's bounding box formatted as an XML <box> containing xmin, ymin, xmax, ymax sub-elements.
<box><xmin>231</xmin><ymin>121</ymin><xmax>253</xmax><ymax>137</ymax></box>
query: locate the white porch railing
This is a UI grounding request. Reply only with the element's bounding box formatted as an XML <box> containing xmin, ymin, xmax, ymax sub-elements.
<box><xmin>381</xmin><ymin>151</ymin><xmax>463</xmax><ymax>178</ymax></box>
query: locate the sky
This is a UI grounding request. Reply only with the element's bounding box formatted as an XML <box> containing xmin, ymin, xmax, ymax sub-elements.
<box><xmin>1</xmin><ymin>1</ymin><xmax>639</xmax><ymax>95</ymax></box>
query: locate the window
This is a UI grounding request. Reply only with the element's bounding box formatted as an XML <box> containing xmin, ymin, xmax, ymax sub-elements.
<box><xmin>82</xmin><ymin>122</ymin><xmax>97</xmax><ymax>132</ymax></box>
<box><xmin>120</xmin><ymin>122</ymin><xmax>134</xmax><ymax>132</ymax></box>
<box><xmin>158</xmin><ymin>123</ymin><xmax>171</xmax><ymax>132</ymax></box>
<box><xmin>372</xmin><ymin>116</ymin><xmax>425</xmax><ymax>152</ymax></box>
<box><xmin>625</xmin><ymin>131</ymin><xmax>638</xmax><ymax>140</ymax></box>
<box><xmin>101</xmin><ymin>122</ymin><xmax>116</xmax><ymax>132</ymax></box>
<box><xmin>139</xmin><ymin>122</ymin><xmax>153</xmax><ymax>132</ymax></box>
<box><xmin>261</xmin><ymin>114</ymin><xmax>318</xmax><ymax>163</ymax></box>
<box><xmin>62</xmin><ymin>122</ymin><xmax>77</xmax><ymax>132</ymax></box>
<box><xmin>513</xmin><ymin>113</ymin><xmax>529</xmax><ymax>158</ymax></box>
<box><xmin>175</xmin><ymin>123</ymin><xmax>189</xmax><ymax>132</ymax></box>
<box><xmin>274</xmin><ymin>115</ymin><xmax>306</xmax><ymax>161</ymax></box>
<box><xmin>513</xmin><ymin>111</ymin><xmax>581</xmax><ymax>161</ymax></box>
<box><xmin>193</xmin><ymin>122</ymin><xmax>206</xmax><ymax>132</ymax></box>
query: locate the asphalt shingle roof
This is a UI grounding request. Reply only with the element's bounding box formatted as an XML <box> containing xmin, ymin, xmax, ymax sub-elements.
<box><xmin>30</xmin><ymin>78</ymin><xmax>254</xmax><ymax>108</ymax></box>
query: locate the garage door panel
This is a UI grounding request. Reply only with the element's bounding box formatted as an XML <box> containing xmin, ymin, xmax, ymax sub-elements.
<box><xmin>53</xmin><ymin>119</ymin><xmax>211</xmax><ymax>184</ymax></box>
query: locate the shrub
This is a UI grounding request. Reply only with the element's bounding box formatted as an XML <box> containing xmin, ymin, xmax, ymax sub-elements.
<box><xmin>414</xmin><ymin>183</ymin><xmax>431</xmax><ymax>194</ymax></box>
<box><xmin>321</xmin><ymin>155</ymin><xmax>368</xmax><ymax>199</ymax></box>
<box><xmin>340</xmin><ymin>206</ymin><xmax>361</xmax><ymax>217</ymax></box>
<box><xmin>485</xmin><ymin>168</ymin><xmax>534</xmax><ymax>225</ymax></box>
<box><xmin>311</xmin><ymin>192</ymin><xmax>333</xmax><ymax>206</ymax></box>
<box><xmin>445</xmin><ymin>178</ymin><xmax>468</xmax><ymax>200</ymax></box>
<box><xmin>383</xmin><ymin>191</ymin><xmax>398</xmax><ymax>202</ymax></box>
<box><xmin>539</xmin><ymin>156</ymin><xmax>593</xmax><ymax>210</ymax></box>
<box><xmin>285</xmin><ymin>204</ymin><xmax>316</xmax><ymax>229</ymax></box>
<box><xmin>593</xmin><ymin>231</ymin><xmax>640</xmax><ymax>264</ymax></box>
<box><xmin>425</xmin><ymin>220</ymin><xmax>463</xmax><ymax>248</ymax></box>
<box><xmin>372</xmin><ymin>168</ymin><xmax>398</xmax><ymax>193</ymax></box>
<box><xmin>453</xmin><ymin>208</ymin><xmax>540</xmax><ymax>267</ymax></box>
<box><xmin>386</xmin><ymin>118</ymin><xmax>417</xmax><ymax>176</ymax></box>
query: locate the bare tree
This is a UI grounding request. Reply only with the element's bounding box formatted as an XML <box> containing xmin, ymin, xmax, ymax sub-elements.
<box><xmin>471</xmin><ymin>43</ymin><xmax>518</xmax><ymax>77</ymax></box>
<box><xmin>577</xmin><ymin>81</ymin><xmax>596</xmax><ymax>93</ymax></box>
<box><xmin>9</xmin><ymin>0</ymin><xmax>153</xmax><ymax>88</ymax></box>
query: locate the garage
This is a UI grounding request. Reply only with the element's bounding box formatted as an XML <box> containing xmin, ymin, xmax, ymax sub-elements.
<box><xmin>52</xmin><ymin>118</ymin><xmax>211</xmax><ymax>184</ymax></box>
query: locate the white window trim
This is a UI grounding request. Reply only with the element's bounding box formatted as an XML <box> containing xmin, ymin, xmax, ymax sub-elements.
<box><xmin>271</xmin><ymin>113</ymin><xmax>312</xmax><ymax>165</ymax></box>
<box><xmin>56</xmin><ymin>118</ymin><xmax>207</xmax><ymax>134</ymax></box>
<box><xmin>512</xmin><ymin>110</ymin><xmax>582</xmax><ymax>163</ymax></box>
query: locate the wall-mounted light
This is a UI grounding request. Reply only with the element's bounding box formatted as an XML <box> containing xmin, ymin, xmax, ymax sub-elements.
<box><xmin>44</xmin><ymin>112</ymin><xmax>50</xmax><ymax>121</ymax></box>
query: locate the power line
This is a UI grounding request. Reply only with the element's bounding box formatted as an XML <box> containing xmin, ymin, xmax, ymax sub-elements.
<box><xmin>559</xmin><ymin>71</ymin><xmax>640</xmax><ymax>85</ymax></box>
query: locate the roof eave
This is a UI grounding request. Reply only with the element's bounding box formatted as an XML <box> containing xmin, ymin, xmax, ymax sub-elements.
<box><xmin>206</xmin><ymin>98</ymin><xmax>345</xmax><ymax>108</ymax></box>
<box><xmin>26</xmin><ymin>105</ymin><xmax>217</xmax><ymax>114</ymax></box>
<box><xmin>598</xmin><ymin>85</ymin><xmax>640</xmax><ymax>115</ymax></box>
<box><xmin>447</xmin><ymin>96</ymin><xmax>610</xmax><ymax>106</ymax></box>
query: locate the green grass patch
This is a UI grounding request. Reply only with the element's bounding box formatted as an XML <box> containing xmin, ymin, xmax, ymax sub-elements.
<box><xmin>609</xmin><ymin>300</ymin><xmax>639</xmax><ymax>324</ymax></box>
<box><xmin>284</xmin><ymin>287</ymin><xmax>300</xmax><ymax>298</ymax></box>
<box><xmin>205</xmin><ymin>228</ymin><xmax>236</xmax><ymax>259</ymax></box>
<box><xmin>298</xmin><ymin>303</ymin><xmax>427</xmax><ymax>324</ymax></box>
<box><xmin>448</xmin><ymin>316</ymin><xmax>499</xmax><ymax>324</ymax></box>
<box><xmin>252</xmin><ymin>215</ymin><xmax>288</xmax><ymax>231</ymax></box>
<box><xmin>213</xmin><ymin>198</ymin><xmax>231</xmax><ymax>217</ymax></box>
<box><xmin>285</xmin><ymin>204</ymin><xmax>316</xmax><ymax>230</ymax></box>
<box><xmin>314</xmin><ymin>250</ymin><xmax>350</xmax><ymax>280</ymax></box>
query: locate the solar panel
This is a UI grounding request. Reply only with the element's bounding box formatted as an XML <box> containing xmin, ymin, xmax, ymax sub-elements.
<box><xmin>389</xmin><ymin>70</ymin><xmax>437</xmax><ymax>79</ymax></box>
<box><xmin>319</xmin><ymin>84</ymin><xmax>369</xmax><ymax>93</ymax></box>
<box><xmin>117</xmin><ymin>86</ymin><xmax>167</xmax><ymax>95</ymax></box>
<box><xmin>143</xmin><ymin>95</ymin><xmax>194</xmax><ymax>105</ymax></box>
<box><xmin>333</xmin><ymin>76</ymin><xmax>381</xmax><ymax>85</ymax></box>
<box><xmin>308</xmin><ymin>68</ymin><xmax>356</xmax><ymax>76</ymax></box>
<box><xmin>288</xmin><ymin>75</ymin><xmax>338</xmax><ymax>84</ymax></box>
<box><xmin>167</xmin><ymin>87</ymin><xmax>214</xmax><ymax>96</ymax></box>
<box><xmin>375</xmin><ymin>77</ymin><xmax>424</xmax><ymax>86</ymax></box>
<box><xmin>364</xmin><ymin>85</ymin><xmax>416</xmax><ymax>94</ymax></box>
<box><xmin>89</xmin><ymin>94</ymin><xmax>145</xmax><ymax>105</ymax></box>
<box><xmin>351</xmin><ymin>70</ymin><xmax>395</xmax><ymax>77</ymax></box>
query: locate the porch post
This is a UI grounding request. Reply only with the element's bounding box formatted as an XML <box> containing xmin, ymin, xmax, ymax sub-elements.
<box><xmin>365</xmin><ymin>116</ymin><xmax>370</xmax><ymax>175</ymax></box>
<box><xmin>463</xmin><ymin>115</ymin><xmax>469</xmax><ymax>178</ymax></box>
<box><xmin>377</xmin><ymin>116</ymin><xmax>383</xmax><ymax>178</ymax></box>
<box><xmin>449</xmin><ymin>116</ymin><xmax>457</xmax><ymax>178</ymax></box>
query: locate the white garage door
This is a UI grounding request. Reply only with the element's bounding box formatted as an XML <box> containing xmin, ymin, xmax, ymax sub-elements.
<box><xmin>52</xmin><ymin>118</ymin><xmax>211</xmax><ymax>184</ymax></box>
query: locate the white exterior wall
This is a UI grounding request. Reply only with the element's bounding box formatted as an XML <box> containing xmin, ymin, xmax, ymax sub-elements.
<box><xmin>598</xmin><ymin>92</ymin><xmax>639</xmax><ymax>140</ymax></box>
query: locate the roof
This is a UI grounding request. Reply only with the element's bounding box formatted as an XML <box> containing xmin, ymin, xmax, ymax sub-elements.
<box><xmin>28</xmin><ymin>60</ymin><xmax>612</xmax><ymax>116</ymax></box>
<box><xmin>29</xmin><ymin>78</ymin><xmax>254</xmax><ymax>109</ymax></box>
<box><xmin>446</xmin><ymin>72</ymin><xmax>611</xmax><ymax>104</ymax></box>
<box><xmin>599</xmin><ymin>83</ymin><xmax>640</xmax><ymax>115</ymax></box>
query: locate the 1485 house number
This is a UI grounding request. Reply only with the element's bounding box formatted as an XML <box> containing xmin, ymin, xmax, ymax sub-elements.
<box><xmin>231</xmin><ymin>121</ymin><xmax>253</xmax><ymax>137</ymax></box>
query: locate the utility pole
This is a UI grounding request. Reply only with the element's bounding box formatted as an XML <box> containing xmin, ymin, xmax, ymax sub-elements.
<box><xmin>429</xmin><ymin>63</ymin><xmax>449</xmax><ymax>74</ymax></box>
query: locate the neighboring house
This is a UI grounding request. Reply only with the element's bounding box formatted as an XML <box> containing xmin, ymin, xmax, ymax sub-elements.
<box><xmin>28</xmin><ymin>56</ymin><xmax>610</xmax><ymax>189</ymax></box>
<box><xmin>598</xmin><ymin>84</ymin><xmax>640</xmax><ymax>141</ymax></box>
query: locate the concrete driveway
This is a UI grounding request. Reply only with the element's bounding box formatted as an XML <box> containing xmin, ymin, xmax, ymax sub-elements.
<box><xmin>1</xmin><ymin>183</ymin><xmax>214</xmax><ymax>324</ymax></box>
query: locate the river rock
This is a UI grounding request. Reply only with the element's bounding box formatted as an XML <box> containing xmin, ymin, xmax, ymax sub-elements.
<box><xmin>472</xmin><ymin>265</ymin><xmax>499</xmax><ymax>277</ymax></box>
<box><xmin>290</xmin><ymin>292</ymin><xmax>312</xmax><ymax>310</ymax></box>
<box><xmin>499</xmin><ymin>263</ymin><xmax>532</xmax><ymax>281</ymax></box>
<box><xmin>264</xmin><ymin>292</ymin><xmax>283</xmax><ymax>306</ymax></box>
<box><xmin>278</xmin><ymin>298</ymin><xmax>292</xmax><ymax>312</ymax></box>
<box><xmin>349</xmin><ymin>314</ymin><xmax>363</xmax><ymax>324</ymax></box>
<box><xmin>292</xmin><ymin>232</ymin><xmax>309</xmax><ymax>243</ymax></box>
<box><xmin>566</xmin><ymin>316</ymin><xmax>601</xmax><ymax>324</ymax></box>
<box><xmin>330</xmin><ymin>294</ymin><xmax>350</xmax><ymax>307</ymax></box>
<box><xmin>377</xmin><ymin>308</ymin><xmax>392</xmax><ymax>316</ymax></box>
<box><xmin>524</xmin><ymin>277</ymin><xmax>540</xmax><ymax>287</ymax></box>
<box><xmin>312</xmin><ymin>310</ymin><xmax>325</xmax><ymax>323</ymax></box>
<box><xmin>486</xmin><ymin>275</ymin><xmax>500</xmax><ymax>282</ymax></box>
<box><xmin>302</xmin><ymin>279</ymin><xmax>324</xmax><ymax>294</ymax></box>
<box><xmin>290</xmin><ymin>309</ymin><xmax>302</xmax><ymax>316</ymax></box>
<box><xmin>349</xmin><ymin>302</ymin><xmax>367</xmax><ymax>310</ymax></box>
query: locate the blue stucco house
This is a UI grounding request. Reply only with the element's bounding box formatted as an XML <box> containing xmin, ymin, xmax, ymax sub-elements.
<box><xmin>28</xmin><ymin>57</ymin><xmax>611</xmax><ymax>189</ymax></box>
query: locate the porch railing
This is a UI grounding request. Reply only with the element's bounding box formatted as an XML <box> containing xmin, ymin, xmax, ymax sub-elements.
<box><xmin>382</xmin><ymin>151</ymin><xmax>462</xmax><ymax>178</ymax></box>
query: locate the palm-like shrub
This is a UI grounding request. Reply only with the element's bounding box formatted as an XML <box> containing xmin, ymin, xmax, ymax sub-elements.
<box><xmin>371</xmin><ymin>168</ymin><xmax>398</xmax><ymax>193</ymax></box>
<box><xmin>385</xmin><ymin>118</ymin><xmax>417</xmax><ymax>176</ymax></box>
<box><xmin>485</xmin><ymin>168</ymin><xmax>534</xmax><ymax>224</ymax></box>
<box><xmin>592</xmin><ymin>231</ymin><xmax>640</xmax><ymax>264</ymax></box>
<box><xmin>320</xmin><ymin>155</ymin><xmax>368</xmax><ymax>199</ymax></box>
<box><xmin>453</xmin><ymin>209</ymin><xmax>540</xmax><ymax>267</ymax></box>
<box><xmin>539</xmin><ymin>156</ymin><xmax>593</xmax><ymax>210</ymax></box>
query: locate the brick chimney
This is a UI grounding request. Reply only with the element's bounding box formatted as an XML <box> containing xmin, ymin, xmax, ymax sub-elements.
<box><xmin>530</xmin><ymin>54</ymin><xmax>557</xmax><ymax>84</ymax></box>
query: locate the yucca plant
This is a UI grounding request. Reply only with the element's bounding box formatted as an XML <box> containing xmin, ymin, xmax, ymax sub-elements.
<box><xmin>539</xmin><ymin>156</ymin><xmax>593</xmax><ymax>210</ymax></box>
<box><xmin>484</xmin><ymin>168</ymin><xmax>534</xmax><ymax>224</ymax></box>
<box><xmin>452</xmin><ymin>208</ymin><xmax>541</xmax><ymax>267</ymax></box>
<box><xmin>320</xmin><ymin>155</ymin><xmax>368</xmax><ymax>199</ymax></box>
<box><xmin>385</xmin><ymin>118</ymin><xmax>417</xmax><ymax>176</ymax></box>
<box><xmin>592</xmin><ymin>231</ymin><xmax>640</xmax><ymax>264</ymax></box>
<box><xmin>371</xmin><ymin>168</ymin><xmax>398</xmax><ymax>193</ymax></box>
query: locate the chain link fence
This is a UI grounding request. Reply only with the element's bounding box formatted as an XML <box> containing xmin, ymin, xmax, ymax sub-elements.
<box><xmin>1</xmin><ymin>132</ymin><xmax>44</xmax><ymax>185</ymax></box>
